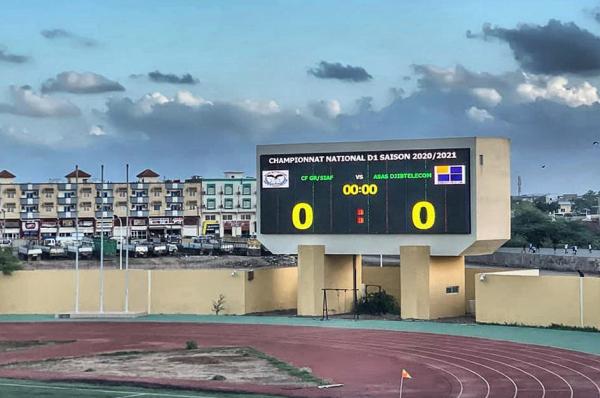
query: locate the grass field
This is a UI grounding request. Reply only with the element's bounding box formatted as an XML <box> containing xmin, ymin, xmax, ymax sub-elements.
<box><xmin>0</xmin><ymin>378</ymin><xmax>279</xmax><ymax>398</ymax></box>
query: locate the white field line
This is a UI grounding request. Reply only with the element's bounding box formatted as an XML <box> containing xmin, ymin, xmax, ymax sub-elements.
<box><xmin>0</xmin><ymin>381</ymin><xmax>215</xmax><ymax>397</ymax></box>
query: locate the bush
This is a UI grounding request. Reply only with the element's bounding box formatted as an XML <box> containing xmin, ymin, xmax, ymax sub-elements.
<box><xmin>212</xmin><ymin>294</ymin><xmax>226</xmax><ymax>315</ymax></box>
<box><xmin>0</xmin><ymin>248</ymin><xmax>21</xmax><ymax>276</ymax></box>
<box><xmin>185</xmin><ymin>340</ymin><xmax>198</xmax><ymax>350</ymax></box>
<box><xmin>356</xmin><ymin>291</ymin><xmax>399</xmax><ymax>315</ymax></box>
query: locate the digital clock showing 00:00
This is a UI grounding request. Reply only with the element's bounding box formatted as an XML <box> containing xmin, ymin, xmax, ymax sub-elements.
<box><xmin>259</xmin><ymin>148</ymin><xmax>471</xmax><ymax>235</ymax></box>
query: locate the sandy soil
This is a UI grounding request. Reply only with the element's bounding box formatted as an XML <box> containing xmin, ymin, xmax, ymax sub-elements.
<box><xmin>7</xmin><ymin>347</ymin><xmax>317</xmax><ymax>386</ymax></box>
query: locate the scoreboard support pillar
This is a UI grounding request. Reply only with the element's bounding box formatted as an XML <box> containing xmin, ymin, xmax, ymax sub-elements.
<box><xmin>400</xmin><ymin>246</ymin><xmax>465</xmax><ymax>320</ymax></box>
<box><xmin>297</xmin><ymin>245</ymin><xmax>362</xmax><ymax>317</ymax></box>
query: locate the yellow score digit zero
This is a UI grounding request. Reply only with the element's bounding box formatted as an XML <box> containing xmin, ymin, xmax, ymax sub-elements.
<box><xmin>412</xmin><ymin>201</ymin><xmax>435</xmax><ymax>230</ymax></box>
<box><xmin>292</xmin><ymin>202</ymin><xmax>314</xmax><ymax>230</ymax></box>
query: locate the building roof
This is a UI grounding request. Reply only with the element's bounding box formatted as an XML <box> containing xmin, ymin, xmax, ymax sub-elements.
<box><xmin>137</xmin><ymin>169</ymin><xmax>160</xmax><ymax>178</ymax></box>
<box><xmin>65</xmin><ymin>169</ymin><xmax>91</xmax><ymax>178</ymax></box>
<box><xmin>0</xmin><ymin>170</ymin><xmax>15</xmax><ymax>178</ymax></box>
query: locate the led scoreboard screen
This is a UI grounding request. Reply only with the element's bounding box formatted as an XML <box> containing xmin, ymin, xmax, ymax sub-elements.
<box><xmin>259</xmin><ymin>148</ymin><xmax>471</xmax><ymax>234</ymax></box>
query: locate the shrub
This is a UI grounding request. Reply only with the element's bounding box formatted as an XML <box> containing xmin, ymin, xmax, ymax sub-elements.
<box><xmin>185</xmin><ymin>340</ymin><xmax>198</xmax><ymax>350</ymax></box>
<box><xmin>0</xmin><ymin>248</ymin><xmax>21</xmax><ymax>276</ymax></box>
<box><xmin>356</xmin><ymin>291</ymin><xmax>400</xmax><ymax>315</ymax></box>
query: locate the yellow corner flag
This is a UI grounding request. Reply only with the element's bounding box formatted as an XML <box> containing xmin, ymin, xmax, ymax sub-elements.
<box><xmin>401</xmin><ymin>369</ymin><xmax>412</xmax><ymax>379</ymax></box>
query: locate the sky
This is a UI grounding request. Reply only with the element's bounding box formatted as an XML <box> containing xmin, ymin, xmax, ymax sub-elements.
<box><xmin>1</xmin><ymin>0</ymin><xmax>600</xmax><ymax>193</ymax></box>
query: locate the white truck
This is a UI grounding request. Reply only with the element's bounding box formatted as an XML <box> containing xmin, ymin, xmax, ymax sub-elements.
<box><xmin>18</xmin><ymin>244</ymin><xmax>42</xmax><ymax>261</ymax></box>
<box><xmin>37</xmin><ymin>239</ymin><xmax>66</xmax><ymax>259</ymax></box>
<box><xmin>65</xmin><ymin>242</ymin><xmax>93</xmax><ymax>259</ymax></box>
<box><xmin>149</xmin><ymin>242</ymin><xmax>167</xmax><ymax>256</ymax></box>
<box><xmin>118</xmin><ymin>241</ymin><xmax>149</xmax><ymax>258</ymax></box>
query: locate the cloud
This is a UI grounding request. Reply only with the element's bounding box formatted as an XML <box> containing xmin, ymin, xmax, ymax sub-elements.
<box><xmin>308</xmin><ymin>99</ymin><xmax>342</xmax><ymax>119</ymax></box>
<box><xmin>308</xmin><ymin>61</ymin><xmax>372</xmax><ymax>82</ymax></box>
<box><xmin>41</xmin><ymin>71</ymin><xmax>125</xmax><ymax>94</ymax></box>
<box><xmin>470</xmin><ymin>20</ymin><xmax>600</xmax><ymax>75</ymax></box>
<box><xmin>40</xmin><ymin>29</ymin><xmax>97</xmax><ymax>47</ymax></box>
<box><xmin>516</xmin><ymin>76</ymin><xmax>599</xmax><ymax>107</ymax></box>
<box><xmin>148</xmin><ymin>71</ymin><xmax>199</xmax><ymax>84</ymax></box>
<box><xmin>89</xmin><ymin>125</ymin><xmax>106</xmax><ymax>136</ymax></box>
<box><xmin>103</xmin><ymin>90</ymin><xmax>323</xmax><ymax>140</ymax></box>
<box><xmin>466</xmin><ymin>106</ymin><xmax>494</xmax><ymax>122</ymax></box>
<box><xmin>0</xmin><ymin>86</ymin><xmax>81</xmax><ymax>117</ymax></box>
<box><xmin>0</xmin><ymin>48</ymin><xmax>29</xmax><ymax>63</ymax></box>
<box><xmin>471</xmin><ymin>87</ymin><xmax>502</xmax><ymax>107</ymax></box>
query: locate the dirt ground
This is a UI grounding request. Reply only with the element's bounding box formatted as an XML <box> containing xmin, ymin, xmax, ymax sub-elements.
<box><xmin>19</xmin><ymin>254</ymin><xmax>297</xmax><ymax>270</ymax></box>
<box><xmin>6</xmin><ymin>346</ymin><xmax>320</xmax><ymax>386</ymax></box>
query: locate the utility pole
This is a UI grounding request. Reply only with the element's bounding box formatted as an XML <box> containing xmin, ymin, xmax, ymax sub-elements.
<box><xmin>517</xmin><ymin>176</ymin><xmax>522</xmax><ymax>197</ymax></box>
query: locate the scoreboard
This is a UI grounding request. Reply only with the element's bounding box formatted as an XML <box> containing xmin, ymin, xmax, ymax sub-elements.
<box><xmin>259</xmin><ymin>148</ymin><xmax>471</xmax><ymax>235</ymax></box>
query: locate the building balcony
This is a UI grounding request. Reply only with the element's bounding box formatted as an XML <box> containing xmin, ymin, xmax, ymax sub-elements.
<box><xmin>95</xmin><ymin>197</ymin><xmax>114</xmax><ymax>204</ymax></box>
<box><xmin>95</xmin><ymin>183</ymin><xmax>113</xmax><ymax>190</ymax></box>
<box><xmin>20</xmin><ymin>211</ymin><xmax>39</xmax><ymax>220</ymax></box>
<box><xmin>19</xmin><ymin>183</ymin><xmax>39</xmax><ymax>191</ymax></box>
<box><xmin>57</xmin><ymin>197</ymin><xmax>75</xmax><ymax>205</ymax></box>
<box><xmin>131</xmin><ymin>210</ymin><xmax>149</xmax><ymax>217</ymax></box>
<box><xmin>19</xmin><ymin>197</ymin><xmax>39</xmax><ymax>205</ymax></box>
<box><xmin>58</xmin><ymin>183</ymin><xmax>77</xmax><ymax>191</ymax></box>
<box><xmin>165</xmin><ymin>210</ymin><xmax>182</xmax><ymax>217</ymax></box>
<box><xmin>58</xmin><ymin>211</ymin><xmax>77</xmax><ymax>218</ymax></box>
<box><xmin>130</xmin><ymin>196</ymin><xmax>149</xmax><ymax>204</ymax></box>
<box><xmin>95</xmin><ymin>210</ymin><xmax>114</xmax><ymax>219</ymax></box>
<box><xmin>165</xmin><ymin>182</ymin><xmax>183</xmax><ymax>190</ymax></box>
<box><xmin>166</xmin><ymin>196</ymin><xmax>182</xmax><ymax>204</ymax></box>
<box><xmin>131</xmin><ymin>182</ymin><xmax>149</xmax><ymax>189</ymax></box>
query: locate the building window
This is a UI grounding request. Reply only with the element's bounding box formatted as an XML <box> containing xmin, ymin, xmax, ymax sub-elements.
<box><xmin>44</xmin><ymin>206</ymin><xmax>53</xmax><ymax>212</ymax></box>
<box><xmin>153</xmin><ymin>189</ymin><xmax>161</xmax><ymax>197</ymax></box>
<box><xmin>45</xmin><ymin>192</ymin><xmax>53</xmax><ymax>198</ymax></box>
<box><xmin>206</xmin><ymin>198</ymin><xmax>216</xmax><ymax>210</ymax></box>
<box><xmin>187</xmin><ymin>201</ymin><xmax>197</xmax><ymax>210</ymax></box>
<box><xmin>6</xmin><ymin>191</ymin><xmax>15</xmax><ymax>198</ymax></box>
<box><xmin>119</xmin><ymin>190</ymin><xmax>127</xmax><ymax>198</ymax></box>
<box><xmin>188</xmin><ymin>188</ymin><xmax>197</xmax><ymax>196</ymax></box>
<box><xmin>224</xmin><ymin>198</ymin><xmax>233</xmax><ymax>209</ymax></box>
<box><xmin>206</xmin><ymin>184</ymin><xmax>216</xmax><ymax>195</ymax></box>
<box><xmin>222</xmin><ymin>214</ymin><xmax>233</xmax><ymax>221</ymax></box>
<box><xmin>82</xmin><ymin>203</ymin><xmax>91</xmax><ymax>211</ymax></box>
<box><xmin>242</xmin><ymin>198</ymin><xmax>251</xmax><ymax>209</ymax></box>
<box><xmin>242</xmin><ymin>184</ymin><xmax>251</xmax><ymax>195</ymax></box>
<box><xmin>224</xmin><ymin>184</ymin><xmax>233</xmax><ymax>195</ymax></box>
<box><xmin>205</xmin><ymin>215</ymin><xmax>216</xmax><ymax>221</ymax></box>
<box><xmin>153</xmin><ymin>203</ymin><xmax>161</xmax><ymax>211</ymax></box>
<box><xmin>240</xmin><ymin>214</ymin><xmax>252</xmax><ymax>221</ymax></box>
<box><xmin>446</xmin><ymin>286</ymin><xmax>460</xmax><ymax>294</ymax></box>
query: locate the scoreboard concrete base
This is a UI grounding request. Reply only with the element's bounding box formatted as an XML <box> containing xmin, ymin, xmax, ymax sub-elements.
<box><xmin>297</xmin><ymin>244</ymin><xmax>465</xmax><ymax>320</ymax></box>
<box><xmin>297</xmin><ymin>245</ymin><xmax>362</xmax><ymax>317</ymax></box>
<box><xmin>400</xmin><ymin>246</ymin><xmax>465</xmax><ymax>319</ymax></box>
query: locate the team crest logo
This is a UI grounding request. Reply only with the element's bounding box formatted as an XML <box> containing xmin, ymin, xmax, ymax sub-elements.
<box><xmin>262</xmin><ymin>170</ymin><xmax>289</xmax><ymax>188</ymax></box>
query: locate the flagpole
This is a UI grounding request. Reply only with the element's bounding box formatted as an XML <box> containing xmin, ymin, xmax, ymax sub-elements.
<box><xmin>399</xmin><ymin>375</ymin><xmax>404</xmax><ymax>398</ymax></box>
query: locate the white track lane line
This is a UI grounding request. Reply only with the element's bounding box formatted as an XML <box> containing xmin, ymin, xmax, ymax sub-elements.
<box><xmin>424</xmin><ymin>362</ymin><xmax>465</xmax><ymax>398</ymax></box>
<box><xmin>0</xmin><ymin>381</ymin><xmax>214</xmax><ymax>398</ymax></box>
<box><xmin>409</xmin><ymin>340</ymin><xmax>575</xmax><ymax>398</ymax></box>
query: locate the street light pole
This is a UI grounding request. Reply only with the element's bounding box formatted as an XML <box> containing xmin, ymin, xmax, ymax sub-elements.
<box><xmin>115</xmin><ymin>216</ymin><xmax>123</xmax><ymax>270</ymax></box>
<box><xmin>74</xmin><ymin>165</ymin><xmax>80</xmax><ymax>313</ymax></box>
<box><xmin>125</xmin><ymin>164</ymin><xmax>130</xmax><ymax>313</ymax></box>
<box><xmin>99</xmin><ymin>165</ymin><xmax>105</xmax><ymax>313</ymax></box>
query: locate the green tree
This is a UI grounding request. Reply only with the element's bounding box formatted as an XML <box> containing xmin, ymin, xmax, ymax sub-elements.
<box><xmin>0</xmin><ymin>248</ymin><xmax>22</xmax><ymax>275</ymax></box>
<box><xmin>533</xmin><ymin>199</ymin><xmax>559</xmax><ymax>214</ymax></box>
<box><xmin>572</xmin><ymin>190</ymin><xmax>598</xmax><ymax>214</ymax></box>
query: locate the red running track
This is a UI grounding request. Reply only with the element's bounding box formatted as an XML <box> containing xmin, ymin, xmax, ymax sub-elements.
<box><xmin>0</xmin><ymin>322</ymin><xmax>599</xmax><ymax>397</ymax></box>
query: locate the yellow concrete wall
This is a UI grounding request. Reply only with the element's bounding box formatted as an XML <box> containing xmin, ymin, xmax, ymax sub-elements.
<box><xmin>476</xmin><ymin>272</ymin><xmax>600</xmax><ymax>329</ymax></box>
<box><xmin>429</xmin><ymin>256</ymin><xmax>465</xmax><ymax>319</ymax></box>
<box><xmin>362</xmin><ymin>266</ymin><xmax>401</xmax><ymax>304</ymax></box>
<box><xmin>400</xmin><ymin>246</ymin><xmax>432</xmax><ymax>319</ymax></box>
<box><xmin>464</xmin><ymin>266</ymin><xmax>504</xmax><ymax>306</ymax></box>
<box><xmin>150</xmin><ymin>270</ymin><xmax>245</xmax><ymax>315</ymax></box>
<box><xmin>244</xmin><ymin>267</ymin><xmax>297</xmax><ymax>314</ymax></box>
<box><xmin>324</xmin><ymin>255</ymin><xmax>357</xmax><ymax>315</ymax></box>
<box><xmin>0</xmin><ymin>270</ymin><xmax>148</xmax><ymax>314</ymax></box>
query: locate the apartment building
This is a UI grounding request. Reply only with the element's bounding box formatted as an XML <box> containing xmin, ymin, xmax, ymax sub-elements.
<box><xmin>201</xmin><ymin>172</ymin><xmax>257</xmax><ymax>237</ymax></box>
<box><xmin>0</xmin><ymin>168</ymin><xmax>256</xmax><ymax>241</ymax></box>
